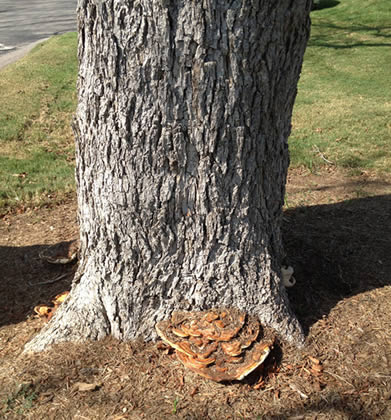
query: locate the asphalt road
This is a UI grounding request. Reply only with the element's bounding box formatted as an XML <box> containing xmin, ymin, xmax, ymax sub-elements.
<box><xmin>0</xmin><ymin>0</ymin><xmax>77</xmax><ymax>69</ymax></box>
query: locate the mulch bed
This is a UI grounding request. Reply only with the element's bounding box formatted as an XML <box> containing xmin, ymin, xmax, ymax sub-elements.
<box><xmin>1</xmin><ymin>168</ymin><xmax>390</xmax><ymax>419</ymax></box>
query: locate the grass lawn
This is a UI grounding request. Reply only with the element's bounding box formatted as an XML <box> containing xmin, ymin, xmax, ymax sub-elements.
<box><xmin>290</xmin><ymin>0</ymin><xmax>391</xmax><ymax>173</ymax></box>
<box><xmin>0</xmin><ymin>0</ymin><xmax>390</xmax><ymax>211</ymax></box>
<box><xmin>0</xmin><ymin>33</ymin><xmax>78</xmax><ymax>210</ymax></box>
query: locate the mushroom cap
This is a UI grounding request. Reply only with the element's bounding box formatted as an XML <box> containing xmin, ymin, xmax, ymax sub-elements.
<box><xmin>39</xmin><ymin>240</ymin><xmax>79</xmax><ymax>264</ymax></box>
<box><xmin>34</xmin><ymin>291</ymin><xmax>70</xmax><ymax>321</ymax></box>
<box><xmin>155</xmin><ymin>308</ymin><xmax>274</xmax><ymax>382</ymax></box>
<box><xmin>52</xmin><ymin>291</ymin><xmax>70</xmax><ymax>306</ymax></box>
<box><xmin>34</xmin><ymin>304</ymin><xmax>53</xmax><ymax>318</ymax></box>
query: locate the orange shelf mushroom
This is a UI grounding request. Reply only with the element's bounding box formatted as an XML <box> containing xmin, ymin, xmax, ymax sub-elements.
<box><xmin>156</xmin><ymin>308</ymin><xmax>274</xmax><ymax>382</ymax></box>
<box><xmin>34</xmin><ymin>291</ymin><xmax>70</xmax><ymax>321</ymax></box>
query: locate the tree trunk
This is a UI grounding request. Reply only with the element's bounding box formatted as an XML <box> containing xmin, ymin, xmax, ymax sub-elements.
<box><xmin>25</xmin><ymin>0</ymin><xmax>311</xmax><ymax>352</ymax></box>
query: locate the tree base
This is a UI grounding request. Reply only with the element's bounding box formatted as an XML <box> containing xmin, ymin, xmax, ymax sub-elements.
<box><xmin>24</xmin><ymin>281</ymin><xmax>110</xmax><ymax>352</ymax></box>
<box><xmin>25</xmin><ymin>269</ymin><xmax>305</xmax><ymax>352</ymax></box>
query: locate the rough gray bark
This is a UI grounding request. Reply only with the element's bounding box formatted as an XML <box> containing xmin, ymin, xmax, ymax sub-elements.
<box><xmin>25</xmin><ymin>0</ymin><xmax>312</xmax><ymax>352</ymax></box>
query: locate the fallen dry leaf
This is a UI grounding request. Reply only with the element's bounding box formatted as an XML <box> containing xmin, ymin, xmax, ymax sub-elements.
<box><xmin>73</xmin><ymin>382</ymin><xmax>102</xmax><ymax>392</ymax></box>
<box><xmin>313</xmin><ymin>381</ymin><xmax>322</xmax><ymax>392</ymax></box>
<box><xmin>253</xmin><ymin>379</ymin><xmax>265</xmax><ymax>390</ymax></box>
<box><xmin>311</xmin><ymin>369</ymin><xmax>323</xmax><ymax>377</ymax></box>
<box><xmin>311</xmin><ymin>364</ymin><xmax>324</xmax><ymax>373</ymax></box>
<box><xmin>12</xmin><ymin>172</ymin><xmax>27</xmax><ymax>178</ymax></box>
<box><xmin>179</xmin><ymin>373</ymin><xmax>184</xmax><ymax>386</ymax></box>
<box><xmin>383</xmin><ymin>390</ymin><xmax>391</xmax><ymax>400</ymax></box>
<box><xmin>190</xmin><ymin>386</ymin><xmax>198</xmax><ymax>397</ymax></box>
<box><xmin>308</xmin><ymin>356</ymin><xmax>320</xmax><ymax>365</ymax></box>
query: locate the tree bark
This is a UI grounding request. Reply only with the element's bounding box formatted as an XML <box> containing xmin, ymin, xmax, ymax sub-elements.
<box><xmin>25</xmin><ymin>0</ymin><xmax>311</xmax><ymax>352</ymax></box>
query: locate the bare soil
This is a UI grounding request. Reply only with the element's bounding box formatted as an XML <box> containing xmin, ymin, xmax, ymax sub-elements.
<box><xmin>1</xmin><ymin>168</ymin><xmax>391</xmax><ymax>419</ymax></box>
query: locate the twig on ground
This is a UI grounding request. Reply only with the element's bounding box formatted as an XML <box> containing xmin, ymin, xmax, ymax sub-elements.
<box><xmin>28</xmin><ymin>273</ymin><xmax>70</xmax><ymax>286</ymax></box>
<box><xmin>289</xmin><ymin>383</ymin><xmax>308</xmax><ymax>399</ymax></box>
<box><xmin>324</xmin><ymin>370</ymin><xmax>354</xmax><ymax>387</ymax></box>
<box><xmin>313</xmin><ymin>144</ymin><xmax>334</xmax><ymax>165</ymax></box>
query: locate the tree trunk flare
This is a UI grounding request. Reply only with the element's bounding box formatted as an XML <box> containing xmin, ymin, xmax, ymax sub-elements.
<box><xmin>25</xmin><ymin>0</ymin><xmax>311</xmax><ymax>352</ymax></box>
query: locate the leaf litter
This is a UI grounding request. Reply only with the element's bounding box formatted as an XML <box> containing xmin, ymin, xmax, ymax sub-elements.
<box><xmin>1</xmin><ymin>168</ymin><xmax>391</xmax><ymax>419</ymax></box>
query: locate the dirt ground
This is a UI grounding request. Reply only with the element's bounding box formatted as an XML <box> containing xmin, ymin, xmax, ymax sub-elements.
<box><xmin>1</xmin><ymin>167</ymin><xmax>391</xmax><ymax>419</ymax></box>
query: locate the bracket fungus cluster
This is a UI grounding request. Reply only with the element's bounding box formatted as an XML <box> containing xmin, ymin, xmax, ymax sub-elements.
<box><xmin>156</xmin><ymin>308</ymin><xmax>274</xmax><ymax>382</ymax></box>
<box><xmin>39</xmin><ymin>239</ymin><xmax>79</xmax><ymax>265</ymax></box>
<box><xmin>34</xmin><ymin>291</ymin><xmax>69</xmax><ymax>321</ymax></box>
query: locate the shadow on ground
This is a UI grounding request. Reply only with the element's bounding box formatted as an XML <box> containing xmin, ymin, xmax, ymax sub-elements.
<box><xmin>309</xmin><ymin>21</ymin><xmax>391</xmax><ymax>49</ymax></box>
<box><xmin>283</xmin><ymin>194</ymin><xmax>391</xmax><ymax>334</ymax></box>
<box><xmin>0</xmin><ymin>194</ymin><xmax>390</xmax><ymax>336</ymax></box>
<box><xmin>1</xmin><ymin>194</ymin><xmax>391</xmax><ymax>419</ymax></box>
<box><xmin>0</xmin><ymin>241</ymin><xmax>75</xmax><ymax>327</ymax></box>
<box><xmin>312</xmin><ymin>0</ymin><xmax>340</xmax><ymax>12</ymax></box>
<box><xmin>266</xmin><ymin>391</ymin><xmax>374</xmax><ymax>419</ymax></box>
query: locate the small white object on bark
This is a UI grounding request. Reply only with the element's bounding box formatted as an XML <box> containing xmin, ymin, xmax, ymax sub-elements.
<box><xmin>281</xmin><ymin>266</ymin><xmax>296</xmax><ymax>288</ymax></box>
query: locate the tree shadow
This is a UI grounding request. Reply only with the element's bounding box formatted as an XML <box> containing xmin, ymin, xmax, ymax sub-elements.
<box><xmin>0</xmin><ymin>241</ymin><xmax>75</xmax><ymax>328</ymax></box>
<box><xmin>263</xmin><ymin>391</ymin><xmax>375</xmax><ymax>419</ymax></box>
<box><xmin>312</xmin><ymin>0</ymin><xmax>340</xmax><ymax>11</ymax></box>
<box><xmin>1</xmin><ymin>194</ymin><xmax>390</xmax><ymax>336</ymax></box>
<box><xmin>309</xmin><ymin>21</ymin><xmax>391</xmax><ymax>49</ymax></box>
<box><xmin>283</xmin><ymin>194</ymin><xmax>391</xmax><ymax>334</ymax></box>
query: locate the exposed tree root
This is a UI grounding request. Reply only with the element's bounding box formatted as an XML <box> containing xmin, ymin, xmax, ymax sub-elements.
<box><xmin>24</xmin><ymin>281</ymin><xmax>110</xmax><ymax>352</ymax></box>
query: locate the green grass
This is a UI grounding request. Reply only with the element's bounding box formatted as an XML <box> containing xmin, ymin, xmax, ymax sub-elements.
<box><xmin>290</xmin><ymin>0</ymin><xmax>391</xmax><ymax>173</ymax></box>
<box><xmin>0</xmin><ymin>151</ymin><xmax>74</xmax><ymax>205</ymax></box>
<box><xmin>2</xmin><ymin>383</ymin><xmax>38</xmax><ymax>415</ymax></box>
<box><xmin>0</xmin><ymin>1</ymin><xmax>390</xmax><ymax>211</ymax></box>
<box><xmin>0</xmin><ymin>32</ymin><xmax>78</xmax><ymax>210</ymax></box>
